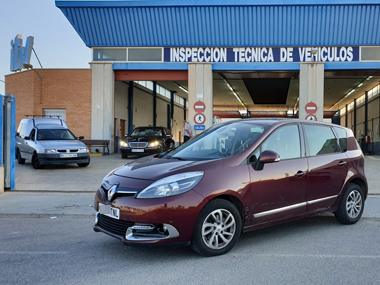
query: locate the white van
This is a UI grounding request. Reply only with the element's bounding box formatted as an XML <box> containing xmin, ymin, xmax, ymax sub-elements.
<box><xmin>16</xmin><ymin>118</ymin><xmax>90</xmax><ymax>169</ymax></box>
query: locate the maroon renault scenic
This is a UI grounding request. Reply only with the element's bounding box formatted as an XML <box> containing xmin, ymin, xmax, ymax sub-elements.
<box><xmin>93</xmin><ymin>119</ymin><xmax>367</xmax><ymax>256</ymax></box>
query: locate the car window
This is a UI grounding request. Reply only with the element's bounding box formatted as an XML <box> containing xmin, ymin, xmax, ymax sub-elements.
<box><xmin>261</xmin><ymin>125</ymin><xmax>301</xmax><ymax>160</ymax></box>
<box><xmin>29</xmin><ymin>129</ymin><xmax>36</xmax><ymax>140</ymax></box>
<box><xmin>304</xmin><ymin>125</ymin><xmax>340</xmax><ymax>156</ymax></box>
<box><xmin>166</xmin><ymin>123</ymin><xmax>267</xmax><ymax>160</ymax></box>
<box><xmin>334</xmin><ymin>127</ymin><xmax>348</xmax><ymax>152</ymax></box>
<box><xmin>37</xmin><ymin>129</ymin><xmax>76</xmax><ymax>140</ymax></box>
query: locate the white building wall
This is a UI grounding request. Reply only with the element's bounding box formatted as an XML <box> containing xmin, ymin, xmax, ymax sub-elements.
<box><xmin>114</xmin><ymin>82</ymin><xmax>128</xmax><ymax>122</ymax></box>
<box><xmin>91</xmin><ymin>63</ymin><xmax>115</xmax><ymax>152</ymax></box>
<box><xmin>172</xmin><ymin>104</ymin><xmax>184</xmax><ymax>144</ymax></box>
<box><xmin>356</xmin><ymin>105</ymin><xmax>365</xmax><ymax>137</ymax></box>
<box><xmin>133</xmin><ymin>88</ymin><xmax>154</xmax><ymax>128</ymax></box>
<box><xmin>156</xmin><ymin>97</ymin><xmax>169</xmax><ymax>128</ymax></box>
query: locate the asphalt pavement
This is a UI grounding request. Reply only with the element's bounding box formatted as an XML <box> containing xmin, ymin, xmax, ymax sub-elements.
<box><xmin>0</xmin><ymin>154</ymin><xmax>379</xmax><ymax>218</ymax></box>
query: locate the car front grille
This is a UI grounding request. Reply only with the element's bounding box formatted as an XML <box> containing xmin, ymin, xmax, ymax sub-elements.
<box><xmin>97</xmin><ymin>214</ymin><xmax>134</xmax><ymax>237</ymax></box>
<box><xmin>129</xmin><ymin>142</ymin><xmax>148</xmax><ymax>148</ymax></box>
<box><xmin>57</xmin><ymin>149</ymin><xmax>79</xmax><ymax>153</ymax></box>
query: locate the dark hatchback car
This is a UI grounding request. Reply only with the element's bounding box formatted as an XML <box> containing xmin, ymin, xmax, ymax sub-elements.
<box><xmin>94</xmin><ymin>119</ymin><xmax>367</xmax><ymax>256</ymax></box>
<box><xmin>119</xmin><ymin>126</ymin><xmax>175</xmax><ymax>158</ymax></box>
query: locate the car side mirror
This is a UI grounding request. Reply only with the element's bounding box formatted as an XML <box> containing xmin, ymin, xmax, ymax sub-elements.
<box><xmin>16</xmin><ymin>132</ymin><xmax>20</xmax><ymax>137</ymax></box>
<box><xmin>254</xmin><ymin>150</ymin><xmax>280</xmax><ymax>170</ymax></box>
<box><xmin>24</xmin><ymin>136</ymin><xmax>30</xmax><ymax>140</ymax></box>
<box><xmin>78</xmin><ymin>136</ymin><xmax>84</xmax><ymax>140</ymax></box>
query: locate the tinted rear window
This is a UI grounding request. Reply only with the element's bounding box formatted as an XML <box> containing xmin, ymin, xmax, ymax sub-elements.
<box><xmin>304</xmin><ymin>125</ymin><xmax>340</xmax><ymax>156</ymax></box>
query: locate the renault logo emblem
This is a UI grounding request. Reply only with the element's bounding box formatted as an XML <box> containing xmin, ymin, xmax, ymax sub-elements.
<box><xmin>107</xmin><ymin>184</ymin><xmax>118</xmax><ymax>201</ymax></box>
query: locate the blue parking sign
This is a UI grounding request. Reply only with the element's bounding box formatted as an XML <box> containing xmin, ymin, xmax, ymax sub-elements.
<box><xmin>194</xmin><ymin>125</ymin><xmax>205</xmax><ymax>131</ymax></box>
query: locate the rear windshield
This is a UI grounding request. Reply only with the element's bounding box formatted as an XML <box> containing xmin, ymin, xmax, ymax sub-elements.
<box><xmin>37</xmin><ymin>129</ymin><xmax>77</xmax><ymax>140</ymax></box>
<box><xmin>165</xmin><ymin>122</ymin><xmax>267</xmax><ymax>161</ymax></box>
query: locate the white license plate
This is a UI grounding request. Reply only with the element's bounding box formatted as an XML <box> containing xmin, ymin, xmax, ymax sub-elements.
<box><xmin>99</xmin><ymin>203</ymin><xmax>120</xmax><ymax>219</ymax></box>
<box><xmin>60</xmin><ymin>153</ymin><xmax>77</xmax><ymax>158</ymax></box>
<box><xmin>131</xmin><ymin>149</ymin><xmax>144</xmax><ymax>153</ymax></box>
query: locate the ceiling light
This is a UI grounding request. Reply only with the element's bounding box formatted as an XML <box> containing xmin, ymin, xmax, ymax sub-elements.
<box><xmin>357</xmin><ymin>83</ymin><xmax>363</xmax><ymax>88</ymax></box>
<box><xmin>179</xmin><ymin>86</ymin><xmax>188</xmax><ymax>93</ymax></box>
<box><xmin>366</xmin><ymin>76</ymin><xmax>373</xmax><ymax>80</ymax></box>
<box><xmin>344</xmin><ymin>89</ymin><xmax>355</xmax><ymax>98</ymax></box>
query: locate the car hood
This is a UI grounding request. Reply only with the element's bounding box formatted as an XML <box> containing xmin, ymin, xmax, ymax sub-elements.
<box><xmin>126</xmin><ymin>136</ymin><xmax>163</xmax><ymax>143</ymax></box>
<box><xmin>113</xmin><ymin>155</ymin><xmax>221</xmax><ymax>181</ymax></box>
<box><xmin>37</xmin><ymin>140</ymin><xmax>87</xmax><ymax>149</ymax></box>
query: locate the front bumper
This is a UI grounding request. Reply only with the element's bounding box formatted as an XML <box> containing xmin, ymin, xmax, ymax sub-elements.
<box><xmin>37</xmin><ymin>153</ymin><xmax>90</xmax><ymax>165</ymax></box>
<box><xmin>93</xmin><ymin>186</ymin><xmax>206</xmax><ymax>246</ymax></box>
<box><xmin>120</xmin><ymin>146</ymin><xmax>162</xmax><ymax>156</ymax></box>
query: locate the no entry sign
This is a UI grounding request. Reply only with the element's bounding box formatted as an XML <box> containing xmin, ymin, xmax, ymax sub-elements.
<box><xmin>305</xmin><ymin>102</ymin><xmax>318</xmax><ymax>115</ymax></box>
<box><xmin>194</xmin><ymin>101</ymin><xmax>206</xmax><ymax>113</ymax></box>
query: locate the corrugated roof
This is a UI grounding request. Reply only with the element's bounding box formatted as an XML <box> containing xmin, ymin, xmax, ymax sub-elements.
<box><xmin>56</xmin><ymin>1</ymin><xmax>380</xmax><ymax>47</ymax></box>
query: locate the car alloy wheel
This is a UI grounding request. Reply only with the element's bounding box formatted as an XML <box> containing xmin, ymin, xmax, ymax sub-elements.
<box><xmin>191</xmin><ymin>199</ymin><xmax>241</xmax><ymax>256</ymax></box>
<box><xmin>335</xmin><ymin>183</ymin><xmax>364</xmax><ymax>224</ymax></box>
<box><xmin>202</xmin><ymin>209</ymin><xmax>236</xmax><ymax>250</ymax></box>
<box><xmin>346</xmin><ymin>190</ymin><xmax>362</xmax><ymax>219</ymax></box>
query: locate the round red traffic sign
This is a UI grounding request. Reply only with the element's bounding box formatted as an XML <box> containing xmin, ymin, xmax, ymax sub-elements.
<box><xmin>305</xmin><ymin>115</ymin><xmax>317</xmax><ymax>121</ymax></box>
<box><xmin>194</xmin><ymin>101</ymin><xmax>206</xmax><ymax>113</ymax></box>
<box><xmin>305</xmin><ymin>102</ymin><xmax>318</xmax><ymax>115</ymax></box>
<box><xmin>194</xmin><ymin>113</ymin><xmax>206</xmax><ymax>125</ymax></box>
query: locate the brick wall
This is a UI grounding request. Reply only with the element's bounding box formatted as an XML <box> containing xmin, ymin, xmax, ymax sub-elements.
<box><xmin>5</xmin><ymin>69</ymin><xmax>92</xmax><ymax>139</ymax></box>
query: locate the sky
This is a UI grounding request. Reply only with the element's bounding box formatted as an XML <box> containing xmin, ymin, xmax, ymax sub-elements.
<box><xmin>0</xmin><ymin>0</ymin><xmax>90</xmax><ymax>94</ymax></box>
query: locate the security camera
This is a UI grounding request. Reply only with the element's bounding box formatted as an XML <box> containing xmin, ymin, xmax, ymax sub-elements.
<box><xmin>311</xmin><ymin>47</ymin><xmax>318</xmax><ymax>55</ymax></box>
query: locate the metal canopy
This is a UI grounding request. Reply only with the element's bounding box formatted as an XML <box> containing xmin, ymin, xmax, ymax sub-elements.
<box><xmin>56</xmin><ymin>1</ymin><xmax>380</xmax><ymax>47</ymax></box>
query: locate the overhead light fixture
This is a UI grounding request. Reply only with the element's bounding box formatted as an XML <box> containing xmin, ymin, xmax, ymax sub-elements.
<box><xmin>344</xmin><ymin>89</ymin><xmax>355</xmax><ymax>98</ymax></box>
<box><xmin>179</xmin><ymin>86</ymin><xmax>188</xmax><ymax>93</ymax></box>
<box><xmin>357</xmin><ymin>83</ymin><xmax>363</xmax><ymax>88</ymax></box>
<box><xmin>173</xmin><ymin>81</ymin><xmax>188</xmax><ymax>93</ymax></box>
<box><xmin>366</xmin><ymin>76</ymin><xmax>373</xmax><ymax>80</ymax></box>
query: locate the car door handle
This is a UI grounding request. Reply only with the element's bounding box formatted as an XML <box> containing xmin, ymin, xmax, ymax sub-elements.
<box><xmin>295</xmin><ymin>171</ymin><xmax>306</xmax><ymax>178</ymax></box>
<box><xmin>338</xmin><ymin>161</ymin><xmax>347</xmax><ymax>166</ymax></box>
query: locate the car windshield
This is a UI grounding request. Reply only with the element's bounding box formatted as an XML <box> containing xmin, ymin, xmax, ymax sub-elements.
<box><xmin>164</xmin><ymin>122</ymin><xmax>267</xmax><ymax>161</ymax></box>
<box><xmin>130</xmin><ymin>128</ymin><xmax>163</xmax><ymax>137</ymax></box>
<box><xmin>37</xmin><ymin>129</ymin><xmax>77</xmax><ymax>140</ymax></box>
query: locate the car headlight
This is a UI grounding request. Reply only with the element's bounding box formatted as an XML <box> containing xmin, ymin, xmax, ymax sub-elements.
<box><xmin>41</xmin><ymin>149</ymin><xmax>57</xmax><ymax>153</ymax></box>
<box><xmin>78</xmin><ymin>148</ymin><xmax>88</xmax><ymax>153</ymax></box>
<box><xmin>137</xmin><ymin>172</ymin><xmax>204</xmax><ymax>199</ymax></box>
<box><xmin>148</xmin><ymin>141</ymin><xmax>160</xmax><ymax>147</ymax></box>
<box><xmin>120</xmin><ymin>141</ymin><xmax>128</xmax><ymax>147</ymax></box>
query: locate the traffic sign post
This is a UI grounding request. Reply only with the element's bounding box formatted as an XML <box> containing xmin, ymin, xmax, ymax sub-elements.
<box><xmin>193</xmin><ymin>100</ymin><xmax>207</xmax><ymax>131</ymax></box>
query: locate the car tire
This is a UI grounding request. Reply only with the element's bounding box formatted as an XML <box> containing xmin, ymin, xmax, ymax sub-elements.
<box><xmin>31</xmin><ymin>153</ymin><xmax>44</xmax><ymax>169</ymax></box>
<box><xmin>121</xmin><ymin>153</ymin><xmax>128</xmax><ymax>159</ymax></box>
<box><xmin>191</xmin><ymin>199</ymin><xmax>242</xmax><ymax>257</ymax></box>
<box><xmin>334</xmin><ymin>183</ymin><xmax>365</xmax><ymax>224</ymax></box>
<box><xmin>16</xmin><ymin>149</ymin><xmax>25</xmax><ymax>164</ymax></box>
<box><xmin>77</xmin><ymin>162</ymin><xmax>90</xmax><ymax>167</ymax></box>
